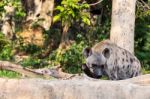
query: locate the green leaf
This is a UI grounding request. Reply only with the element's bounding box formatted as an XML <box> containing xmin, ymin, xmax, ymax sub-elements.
<box><xmin>68</xmin><ymin>10</ymin><xmax>75</xmax><ymax>17</ymax></box>
<box><xmin>54</xmin><ymin>0</ymin><xmax>90</xmax><ymax>26</ymax></box>
<box><xmin>80</xmin><ymin>4</ymin><xmax>89</xmax><ymax>9</ymax></box>
<box><xmin>16</xmin><ymin>11</ymin><xmax>26</xmax><ymax>17</ymax></box>
<box><xmin>82</xmin><ymin>16</ymin><xmax>91</xmax><ymax>25</ymax></box>
<box><xmin>61</xmin><ymin>0</ymin><xmax>67</xmax><ymax>5</ymax></box>
<box><xmin>71</xmin><ymin>4</ymin><xmax>79</xmax><ymax>9</ymax></box>
<box><xmin>55</xmin><ymin>6</ymin><xmax>64</xmax><ymax>12</ymax></box>
<box><xmin>53</xmin><ymin>14</ymin><xmax>61</xmax><ymax>23</ymax></box>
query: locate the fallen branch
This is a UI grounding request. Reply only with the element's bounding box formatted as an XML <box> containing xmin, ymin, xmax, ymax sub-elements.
<box><xmin>0</xmin><ymin>60</ymin><xmax>75</xmax><ymax>79</ymax></box>
<box><xmin>89</xmin><ymin>0</ymin><xmax>103</xmax><ymax>6</ymax></box>
<box><xmin>35</xmin><ymin>67</ymin><xmax>76</xmax><ymax>79</ymax></box>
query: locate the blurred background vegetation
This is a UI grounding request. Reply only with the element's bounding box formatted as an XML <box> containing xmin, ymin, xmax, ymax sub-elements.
<box><xmin>0</xmin><ymin>0</ymin><xmax>150</xmax><ymax>78</ymax></box>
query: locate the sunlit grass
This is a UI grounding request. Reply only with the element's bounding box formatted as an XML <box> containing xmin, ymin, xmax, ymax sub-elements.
<box><xmin>142</xmin><ymin>68</ymin><xmax>150</xmax><ymax>74</ymax></box>
<box><xmin>0</xmin><ymin>70</ymin><xmax>21</xmax><ymax>78</ymax></box>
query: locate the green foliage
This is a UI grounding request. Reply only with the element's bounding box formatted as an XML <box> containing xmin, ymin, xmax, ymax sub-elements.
<box><xmin>19</xmin><ymin>44</ymin><xmax>42</xmax><ymax>55</ymax></box>
<box><xmin>0</xmin><ymin>33</ymin><xmax>13</xmax><ymax>60</ymax></box>
<box><xmin>135</xmin><ymin>2</ymin><xmax>150</xmax><ymax>70</ymax></box>
<box><xmin>53</xmin><ymin>0</ymin><xmax>90</xmax><ymax>26</ymax></box>
<box><xmin>142</xmin><ymin>68</ymin><xmax>150</xmax><ymax>74</ymax></box>
<box><xmin>0</xmin><ymin>45</ymin><xmax>13</xmax><ymax>60</ymax></box>
<box><xmin>49</xmin><ymin>1</ymin><xmax>111</xmax><ymax>74</ymax></box>
<box><xmin>0</xmin><ymin>33</ymin><xmax>9</xmax><ymax>50</ymax></box>
<box><xmin>16</xmin><ymin>35</ymin><xmax>43</xmax><ymax>55</ymax></box>
<box><xmin>0</xmin><ymin>0</ymin><xmax>26</xmax><ymax>20</ymax></box>
<box><xmin>0</xmin><ymin>70</ymin><xmax>20</xmax><ymax>78</ymax></box>
<box><xmin>49</xmin><ymin>41</ymin><xmax>87</xmax><ymax>73</ymax></box>
<box><xmin>85</xmin><ymin>20</ymin><xmax>110</xmax><ymax>45</ymax></box>
<box><xmin>76</xmin><ymin>1</ymin><xmax>111</xmax><ymax>46</ymax></box>
<box><xmin>20</xmin><ymin>57</ymin><xmax>49</xmax><ymax>68</ymax></box>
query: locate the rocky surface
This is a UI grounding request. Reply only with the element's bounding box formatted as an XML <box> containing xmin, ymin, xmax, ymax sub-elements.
<box><xmin>0</xmin><ymin>74</ymin><xmax>150</xmax><ymax>99</ymax></box>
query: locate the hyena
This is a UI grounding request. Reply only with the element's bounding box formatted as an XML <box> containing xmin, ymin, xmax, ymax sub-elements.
<box><xmin>82</xmin><ymin>40</ymin><xmax>141</xmax><ymax>80</ymax></box>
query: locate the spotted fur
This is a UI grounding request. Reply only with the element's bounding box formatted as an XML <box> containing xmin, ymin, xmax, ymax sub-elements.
<box><xmin>82</xmin><ymin>40</ymin><xmax>141</xmax><ymax>80</ymax></box>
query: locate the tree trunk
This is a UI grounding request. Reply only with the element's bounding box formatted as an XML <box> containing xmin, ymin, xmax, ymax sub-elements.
<box><xmin>0</xmin><ymin>60</ymin><xmax>75</xmax><ymax>79</ymax></box>
<box><xmin>61</xmin><ymin>23</ymin><xmax>69</xmax><ymax>43</ymax></box>
<box><xmin>110</xmin><ymin>0</ymin><xmax>136</xmax><ymax>54</ymax></box>
<box><xmin>1</xmin><ymin>5</ymin><xmax>15</xmax><ymax>40</ymax></box>
<box><xmin>59</xmin><ymin>22</ymin><xmax>71</xmax><ymax>49</ymax></box>
<box><xmin>21</xmin><ymin>0</ymin><xmax>54</xmax><ymax>30</ymax></box>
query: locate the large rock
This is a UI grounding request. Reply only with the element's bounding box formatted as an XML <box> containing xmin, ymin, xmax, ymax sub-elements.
<box><xmin>0</xmin><ymin>74</ymin><xmax>150</xmax><ymax>99</ymax></box>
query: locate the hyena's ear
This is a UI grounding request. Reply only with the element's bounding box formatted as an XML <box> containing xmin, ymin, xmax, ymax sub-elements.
<box><xmin>82</xmin><ymin>47</ymin><xmax>92</xmax><ymax>58</ymax></box>
<box><xmin>102</xmin><ymin>48</ymin><xmax>110</xmax><ymax>58</ymax></box>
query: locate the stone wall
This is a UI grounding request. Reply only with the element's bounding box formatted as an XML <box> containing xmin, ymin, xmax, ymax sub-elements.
<box><xmin>0</xmin><ymin>74</ymin><xmax>150</xmax><ymax>99</ymax></box>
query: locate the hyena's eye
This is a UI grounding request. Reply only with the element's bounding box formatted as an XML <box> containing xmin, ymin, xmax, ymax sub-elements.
<box><xmin>92</xmin><ymin>64</ymin><xmax>98</xmax><ymax>68</ymax></box>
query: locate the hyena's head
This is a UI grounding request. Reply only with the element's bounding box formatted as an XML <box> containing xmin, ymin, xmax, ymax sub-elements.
<box><xmin>82</xmin><ymin>47</ymin><xmax>110</xmax><ymax>79</ymax></box>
